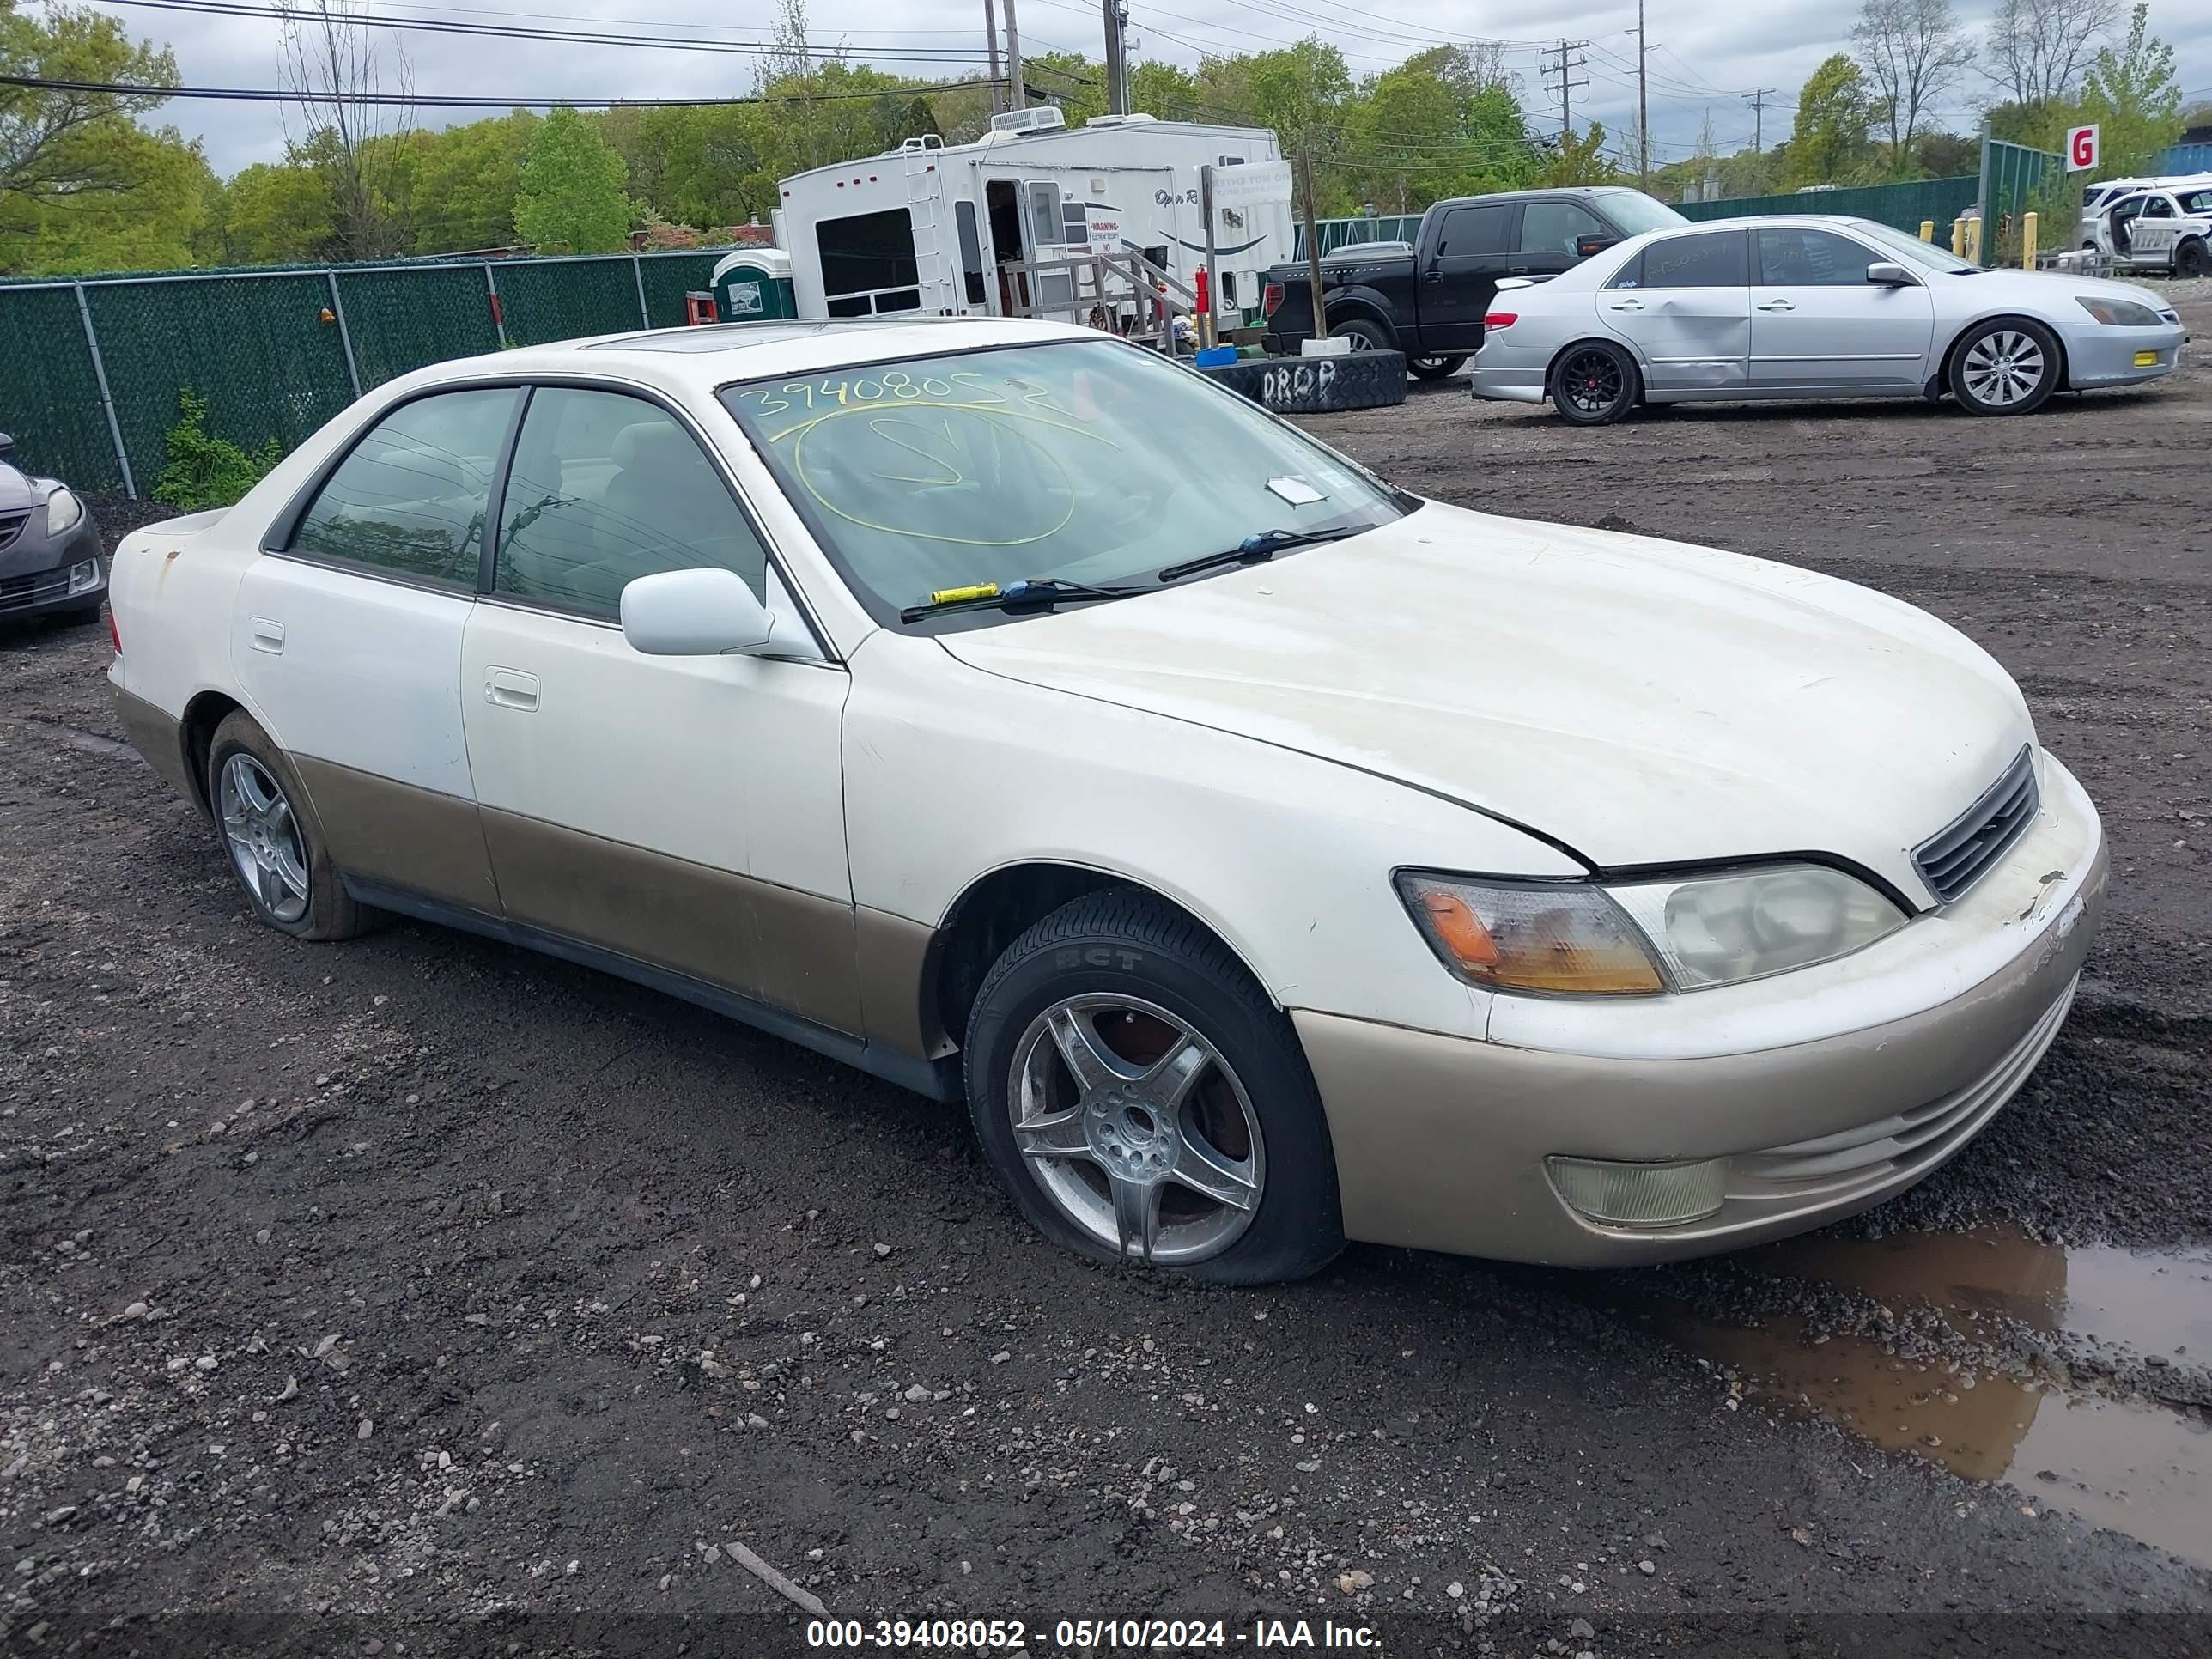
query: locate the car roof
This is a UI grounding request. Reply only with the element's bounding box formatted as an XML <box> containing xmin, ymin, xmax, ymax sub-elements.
<box><xmin>1440</xmin><ymin>185</ymin><xmax>1653</xmax><ymax>205</ymax></box>
<box><xmin>381</xmin><ymin>315</ymin><xmax>1103</xmax><ymax>403</ymax></box>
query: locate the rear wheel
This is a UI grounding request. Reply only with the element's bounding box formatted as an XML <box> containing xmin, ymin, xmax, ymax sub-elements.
<box><xmin>2178</xmin><ymin>239</ymin><xmax>2209</xmax><ymax>278</ymax></box>
<box><xmin>1949</xmin><ymin>318</ymin><xmax>2061</xmax><ymax>416</ymax></box>
<box><xmin>1550</xmin><ymin>340</ymin><xmax>1639</xmax><ymax>425</ymax></box>
<box><xmin>1331</xmin><ymin>317</ymin><xmax>1392</xmax><ymax>353</ymax></box>
<box><xmin>206</xmin><ymin>710</ymin><xmax>368</xmax><ymax>941</ymax></box>
<box><xmin>963</xmin><ymin>890</ymin><xmax>1344</xmax><ymax>1285</ymax></box>
<box><xmin>1407</xmin><ymin>354</ymin><xmax>1467</xmax><ymax>380</ymax></box>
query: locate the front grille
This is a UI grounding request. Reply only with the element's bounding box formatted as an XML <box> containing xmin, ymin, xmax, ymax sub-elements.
<box><xmin>1913</xmin><ymin>745</ymin><xmax>2039</xmax><ymax>902</ymax></box>
<box><xmin>0</xmin><ymin>513</ymin><xmax>26</xmax><ymax>551</ymax></box>
<box><xmin>0</xmin><ymin>568</ymin><xmax>72</xmax><ymax>611</ymax></box>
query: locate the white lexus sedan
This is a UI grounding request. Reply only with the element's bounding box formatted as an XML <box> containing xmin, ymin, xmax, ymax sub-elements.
<box><xmin>1470</xmin><ymin>214</ymin><xmax>2184</xmax><ymax>422</ymax></box>
<box><xmin>108</xmin><ymin>318</ymin><xmax>2106</xmax><ymax>1283</ymax></box>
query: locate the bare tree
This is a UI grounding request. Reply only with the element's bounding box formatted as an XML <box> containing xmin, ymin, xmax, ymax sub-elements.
<box><xmin>275</xmin><ymin>0</ymin><xmax>415</xmax><ymax>258</ymax></box>
<box><xmin>1983</xmin><ymin>0</ymin><xmax>2118</xmax><ymax>112</ymax></box>
<box><xmin>1855</xmin><ymin>0</ymin><xmax>1972</xmax><ymax>160</ymax></box>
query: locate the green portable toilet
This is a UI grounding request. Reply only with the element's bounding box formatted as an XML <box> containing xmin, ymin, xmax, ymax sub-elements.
<box><xmin>710</xmin><ymin>246</ymin><xmax>796</xmax><ymax>320</ymax></box>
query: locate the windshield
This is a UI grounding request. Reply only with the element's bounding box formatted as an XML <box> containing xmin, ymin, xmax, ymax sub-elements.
<box><xmin>1600</xmin><ymin>191</ymin><xmax>1692</xmax><ymax>236</ymax></box>
<box><xmin>1846</xmin><ymin>219</ymin><xmax>1974</xmax><ymax>273</ymax></box>
<box><xmin>720</xmin><ymin>339</ymin><xmax>1405</xmax><ymax>625</ymax></box>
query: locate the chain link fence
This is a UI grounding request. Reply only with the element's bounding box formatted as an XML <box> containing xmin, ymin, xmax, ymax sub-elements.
<box><xmin>1679</xmin><ymin>175</ymin><xmax>1980</xmax><ymax>237</ymax></box>
<box><xmin>0</xmin><ymin>250</ymin><xmax>731</xmax><ymax>496</ymax></box>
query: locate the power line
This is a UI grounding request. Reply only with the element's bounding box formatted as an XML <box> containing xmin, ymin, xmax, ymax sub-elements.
<box><xmin>1539</xmin><ymin>40</ymin><xmax>1589</xmax><ymax>141</ymax></box>
<box><xmin>0</xmin><ymin>72</ymin><xmax>1003</xmax><ymax>107</ymax></box>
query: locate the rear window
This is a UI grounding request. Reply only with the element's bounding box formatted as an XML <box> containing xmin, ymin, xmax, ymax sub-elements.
<box><xmin>816</xmin><ymin>207</ymin><xmax>921</xmax><ymax>317</ymax></box>
<box><xmin>1640</xmin><ymin>229</ymin><xmax>1748</xmax><ymax>288</ymax></box>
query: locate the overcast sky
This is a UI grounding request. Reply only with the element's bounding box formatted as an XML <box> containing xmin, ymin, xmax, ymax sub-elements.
<box><xmin>73</xmin><ymin>0</ymin><xmax>2212</xmax><ymax>179</ymax></box>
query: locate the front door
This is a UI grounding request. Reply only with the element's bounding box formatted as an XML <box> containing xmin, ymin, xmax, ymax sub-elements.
<box><xmin>1601</xmin><ymin>228</ymin><xmax>1752</xmax><ymax>395</ymax></box>
<box><xmin>458</xmin><ymin>384</ymin><xmax>860</xmax><ymax>1031</ymax></box>
<box><xmin>2127</xmin><ymin>194</ymin><xmax>2183</xmax><ymax>265</ymax></box>
<box><xmin>234</xmin><ymin>384</ymin><xmax>520</xmax><ymax>914</ymax></box>
<box><xmin>1749</xmin><ymin>227</ymin><xmax>1935</xmax><ymax>390</ymax></box>
<box><xmin>1417</xmin><ymin>201</ymin><xmax>1516</xmax><ymax>353</ymax></box>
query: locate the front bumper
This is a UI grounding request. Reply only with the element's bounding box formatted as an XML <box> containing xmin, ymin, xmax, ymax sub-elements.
<box><xmin>2064</xmin><ymin>321</ymin><xmax>2185</xmax><ymax>389</ymax></box>
<box><xmin>0</xmin><ymin>509</ymin><xmax>105</xmax><ymax>621</ymax></box>
<box><xmin>1297</xmin><ymin>754</ymin><xmax>2108</xmax><ymax>1266</ymax></box>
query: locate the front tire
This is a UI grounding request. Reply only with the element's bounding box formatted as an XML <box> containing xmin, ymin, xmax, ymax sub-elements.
<box><xmin>1407</xmin><ymin>354</ymin><xmax>1467</xmax><ymax>380</ymax></box>
<box><xmin>963</xmin><ymin>890</ymin><xmax>1344</xmax><ymax>1285</ymax></box>
<box><xmin>1949</xmin><ymin>318</ymin><xmax>2061</xmax><ymax>415</ymax></box>
<box><xmin>205</xmin><ymin>710</ymin><xmax>368</xmax><ymax>941</ymax></box>
<box><xmin>1550</xmin><ymin>340</ymin><xmax>1639</xmax><ymax>424</ymax></box>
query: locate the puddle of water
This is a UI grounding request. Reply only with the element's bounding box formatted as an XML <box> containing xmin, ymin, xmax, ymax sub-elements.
<box><xmin>1620</xmin><ymin>1227</ymin><xmax>2212</xmax><ymax>1570</ymax></box>
<box><xmin>1650</xmin><ymin>1310</ymin><xmax>2212</xmax><ymax>1570</ymax></box>
<box><xmin>1745</xmin><ymin>1229</ymin><xmax>2212</xmax><ymax>1365</ymax></box>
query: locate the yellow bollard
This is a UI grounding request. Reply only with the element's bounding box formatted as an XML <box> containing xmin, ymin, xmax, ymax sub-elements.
<box><xmin>1951</xmin><ymin>218</ymin><xmax>1966</xmax><ymax>257</ymax></box>
<box><xmin>1921</xmin><ymin>219</ymin><xmax>1935</xmax><ymax>242</ymax></box>
<box><xmin>1966</xmin><ymin>217</ymin><xmax>1983</xmax><ymax>264</ymax></box>
<box><xmin>2022</xmin><ymin>210</ymin><xmax>2038</xmax><ymax>270</ymax></box>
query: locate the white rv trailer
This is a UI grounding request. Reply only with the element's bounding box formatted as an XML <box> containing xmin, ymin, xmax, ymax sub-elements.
<box><xmin>771</xmin><ymin>108</ymin><xmax>1292</xmax><ymax>331</ymax></box>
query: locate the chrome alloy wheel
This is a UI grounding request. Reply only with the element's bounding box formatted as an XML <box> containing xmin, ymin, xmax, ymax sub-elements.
<box><xmin>1008</xmin><ymin>994</ymin><xmax>1266</xmax><ymax>1266</ymax></box>
<box><xmin>1960</xmin><ymin>329</ymin><xmax>2046</xmax><ymax>407</ymax></box>
<box><xmin>219</xmin><ymin>753</ymin><xmax>310</xmax><ymax>923</ymax></box>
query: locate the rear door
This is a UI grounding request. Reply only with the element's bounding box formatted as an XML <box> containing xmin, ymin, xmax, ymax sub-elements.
<box><xmin>1749</xmin><ymin>226</ymin><xmax>1934</xmax><ymax>391</ymax></box>
<box><xmin>1599</xmin><ymin>228</ymin><xmax>1752</xmax><ymax>395</ymax></box>
<box><xmin>1418</xmin><ymin>202</ymin><xmax>1516</xmax><ymax>352</ymax></box>
<box><xmin>234</xmin><ymin>385</ymin><xmax>521</xmax><ymax>914</ymax></box>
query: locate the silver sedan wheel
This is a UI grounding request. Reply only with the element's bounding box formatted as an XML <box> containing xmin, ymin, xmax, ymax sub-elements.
<box><xmin>219</xmin><ymin>753</ymin><xmax>310</xmax><ymax>924</ymax></box>
<box><xmin>1009</xmin><ymin>994</ymin><xmax>1265</xmax><ymax>1266</ymax></box>
<box><xmin>1960</xmin><ymin>329</ymin><xmax>2046</xmax><ymax>407</ymax></box>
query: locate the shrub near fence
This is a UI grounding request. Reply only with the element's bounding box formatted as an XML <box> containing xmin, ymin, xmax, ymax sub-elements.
<box><xmin>1678</xmin><ymin>174</ymin><xmax>1979</xmax><ymax>236</ymax></box>
<box><xmin>0</xmin><ymin>249</ymin><xmax>731</xmax><ymax>496</ymax></box>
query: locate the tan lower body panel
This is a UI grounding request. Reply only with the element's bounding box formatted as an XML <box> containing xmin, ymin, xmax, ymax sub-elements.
<box><xmin>479</xmin><ymin>806</ymin><xmax>864</xmax><ymax>1035</ymax></box>
<box><xmin>292</xmin><ymin>756</ymin><xmax>503</xmax><ymax>916</ymax></box>
<box><xmin>112</xmin><ymin>686</ymin><xmax>200</xmax><ymax>809</ymax></box>
<box><xmin>854</xmin><ymin>905</ymin><xmax>950</xmax><ymax>1061</ymax></box>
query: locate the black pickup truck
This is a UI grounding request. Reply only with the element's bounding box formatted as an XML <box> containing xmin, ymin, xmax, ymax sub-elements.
<box><xmin>1261</xmin><ymin>187</ymin><xmax>1687</xmax><ymax>378</ymax></box>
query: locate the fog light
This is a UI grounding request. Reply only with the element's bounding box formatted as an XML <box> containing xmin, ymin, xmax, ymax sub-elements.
<box><xmin>66</xmin><ymin>559</ymin><xmax>100</xmax><ymax>596</ymax></box>
<box><xmin>1547</xmin><ymin>1156</ymin><xmax>1727</xmax><ymax>1227</ymax></box>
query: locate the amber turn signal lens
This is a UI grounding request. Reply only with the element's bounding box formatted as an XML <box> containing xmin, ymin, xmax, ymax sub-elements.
<box><xmin>1398</xmin><ymin>875</ymin><xmax>1667</xmax><ymax>995</ymax></box>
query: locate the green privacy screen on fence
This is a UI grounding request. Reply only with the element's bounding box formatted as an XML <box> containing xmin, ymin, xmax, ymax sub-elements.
<box><xmin>1679</xmin><ymin>175</ymin><xmax>1980</xmax><ymax>236</ymax></box>
<box><xmin>0</xmin><ymin>249</ymin><xmax>738</xmax><ymax>495</ymax></box>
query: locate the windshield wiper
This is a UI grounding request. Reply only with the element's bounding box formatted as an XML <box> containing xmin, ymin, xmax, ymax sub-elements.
<box><xmin>899</xmin><ymin>577</ymin><xmax>1147</xmax><ymax>623</ymax></box>
<box><xmin>1158</xmin><ymin>525</ymin><xmax>1366</xmax><ymax>584</ymax></box>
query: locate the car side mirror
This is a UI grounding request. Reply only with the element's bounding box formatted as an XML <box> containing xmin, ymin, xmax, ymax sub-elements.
<box><xmin>621</xmin><ymin>567</ymin><xmax>775</xmax><ymax>656</ymax></box>
<box><xmin>0</xmin><ymin>432</ymin><xmax>14</xmax><ymax>459</ymax></box>
<box><xmin>1575</xmin><ymin>234</ymin><xmax>1618</xmax><ymax>259</ymax></box>
<box><xmin>1867</xmin><ymin>261</ymin><xmax>1914</xmax><ymax>286</ymax></box>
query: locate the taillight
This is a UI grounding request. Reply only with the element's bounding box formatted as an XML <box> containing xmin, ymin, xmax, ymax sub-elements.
<box><xmin>1263</xmin><ymin>281</ymin><xmax>1285</xmax><ymax>317</ymax></box>
<box><xmin>109</xmin><ymin>607</ymin><xmax>121</xmax><ymax>655</ymax></box>
<box><xmin>1483</xmin><ymin>312</ymin><xmax>1518</xmax><ymax>328</ymax></box>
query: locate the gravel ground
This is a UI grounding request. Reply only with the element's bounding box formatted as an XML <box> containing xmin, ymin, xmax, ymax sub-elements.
<box><xmin>3</xmin><ymin>302</ymin><xmax>2210</xmax><ymax>1658</ymax></box>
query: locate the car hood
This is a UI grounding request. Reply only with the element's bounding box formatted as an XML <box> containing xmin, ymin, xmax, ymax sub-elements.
<box><xmin>937</xmin><ymin>503</ymin><xmax>2033</xmax><ymax>897</ymax></box>
<box><xmin>0</xmin><ymin>459</ymin><xmax>46</xmax><ymax>514</ymax></box>
<box><xmin>1957</xmin><ymin>265</ymin><xmax>2174</xmax><ymax>313</ymax></box>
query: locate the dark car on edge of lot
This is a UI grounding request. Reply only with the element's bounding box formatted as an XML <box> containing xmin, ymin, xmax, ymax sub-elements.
<box><xmin>0</xmin><ymin>431</ymin><xmax>105</xmax><ymax>625</ymax></box>
<box><xmin>1260</xmin><ymin>187</ymin><xmax>1689</xmax><ymax>379</ymax></box>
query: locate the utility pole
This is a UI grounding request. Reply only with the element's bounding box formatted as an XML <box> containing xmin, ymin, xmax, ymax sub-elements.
<box><xmin>1539</xmin><ymin>39</ymin><xmax>1589</xmax><ymax>142</ymax></box>
<box><xmin>1744</xmin><ymin>86</ymin><xmax>1775</xmax><ymax>153</ymax></box>
<box><xmin>983</xmin><ymin>0</ymin><xmax>1003</xmax><ymax>114</ymax></box>
<box><xmin>1102</xmin><ymin>0</ymin><xmax>1127</xmax><ymax>116</ymax></box>
<box><xmin>1298</xmin><ymin>144</ymin><xmax>1328</xmax><ymax>343</ymax></box>
<box><xmin>1629</xmin><ymin>0</ymin><xmax>1649</xmax><ymax>188</ymax></box>
<box><xmin>1004</xmin><ymin>0</ymin><xmax>1025</xmax><ymax>110</ymax></box>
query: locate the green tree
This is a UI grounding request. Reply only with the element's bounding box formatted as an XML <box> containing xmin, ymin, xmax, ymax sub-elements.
<box><xmin>408</xmin><ymin>110</ymin><xmax>537</xmax><ymax>252</ymax></box>
<box><xmin>1536</xmin><ymin>123</ymin><xmax>1620</xmax><ymax>186</ymax></box>
<box><xmin>211</xmin><ymin>155</ymin><xmax>337</xmax><ymax>263</ymax></box>
<box><xmin>2074</xmin><ymin>2</ymin><xmax>2181</xmax><ymax>174</ymax></box>
<box><xmin>0</xmin><ymin>0</ymin><xmax>213</xmax><ymax>274</ymax></box>
<box><xmin>513</xmin><ymin>106</ymin><xmax>632</xmax><ymax>254</ymax></box>
<box><xmin>1784</xmin><ymin>53</ymin><xmax>1878</xmax><ymax>186</ymax></box>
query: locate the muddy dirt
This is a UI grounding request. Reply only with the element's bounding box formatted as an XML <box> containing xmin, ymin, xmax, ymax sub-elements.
<box><xmin>4</xmin><ymin>295</ymin><xmax>2211</xmax><ymax>1657</ymax></box>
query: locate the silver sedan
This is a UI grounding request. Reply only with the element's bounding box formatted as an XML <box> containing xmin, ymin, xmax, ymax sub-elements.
<box><xmin>1470</xmin><ymin>214</ymin><xmax>2185</xmax><ymax>422</ymax></box>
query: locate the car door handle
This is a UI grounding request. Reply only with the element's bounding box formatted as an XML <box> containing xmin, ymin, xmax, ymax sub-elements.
<box><xmin>1608</xmin><ymin>299</ymin><xmax>1644</xmax><ymax>311</ymax></box>
<box><xmin>248</xmin><ymin>617</ymin><xmax>284</xmax><ymax>655</ymax></box>
<box><xmin>1757</xmin><ymin>299</ymin><xmax>1795</xmax><ymax>311</ymax></box>
<box><xmin>485</xmin><ymin>667</ymin><xmax>540</xmax><ymax>712</ymax></box>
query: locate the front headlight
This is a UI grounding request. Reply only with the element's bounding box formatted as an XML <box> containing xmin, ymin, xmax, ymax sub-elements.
<box><xmin>44</xmin><ymin>486</ymin><xmax>84</xmax><ymax>535</ymax></box>
<box><xmin>1605</xmin><ymin>864</ymin><xmax>1908</xmax><ymax>988</ymax></box>
<box><xmin>1398</xmin><ymin>863</ymin><xmax>1908</xmax><ymax>995</ymax></box>
<box><xmin>2075</xmin><ymin>295</ymin><xmax>2164</xmax><ymax>327</ymax></box>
